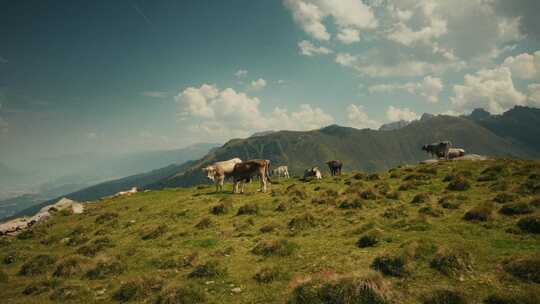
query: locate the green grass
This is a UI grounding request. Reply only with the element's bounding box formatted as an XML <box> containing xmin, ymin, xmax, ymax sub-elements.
<box><xmin>1</xmin><ymin>159</ymin><xmax>540</xmax><ymax>303</ymax></box>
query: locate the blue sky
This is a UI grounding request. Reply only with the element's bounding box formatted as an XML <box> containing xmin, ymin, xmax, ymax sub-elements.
<box><xmin>1</xmin><ymin>0</ymin><xmax>540</xmax><ymax>163</ymax></box>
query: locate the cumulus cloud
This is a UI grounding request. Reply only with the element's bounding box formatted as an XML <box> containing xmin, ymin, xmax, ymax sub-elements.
<box><xmin>335</xmin><ymin>53</ymin><xmax>357</xmax><ymax>66</ymax></box>
<box><xmin>337</xmin><ymin>28</ymin><xmax>360</xmax><ymax>44</ymax></box>
<box><xmin>298</xmin><ymin>40</ymin><xmax>333</xmax><ymax>56</ymax></box>
<box><xmin>235</xmin><ymin>69</ymin><xmax>248</xmax><ymax>77</ymax></box>
<box><xmin>249</xmin><ymin>78</ymin><xmax>267</xmax><ymax>91</ymax></box>
<box><xmin>450</xmin><ymin>67</ymin><xmax>527</xmax><ymax>114</ymax></box>
<box><xmin>283</xmin><ymin>0</ymin><xmax>377</xmax><ymax>41</ymax></box>
<box><xmin>346</xmin><ymin>104</ymin><xmax>380</xmax><ymax>129</ymax></box>
<box><xmin>369</xmin><ymin>76</ymin><xmax>444</xmax><ymax>103</ymax></box>
<box><xmin>175</xmin><ymin>84</ymin><xmax>333</xmax><ymax>138</ymax></box>
<box><xmin>528</xmin><ymin>84</ymin><xmax>540</xmax><ymax>106</ymax></box>
<box><xmin>386</xmin><ymin>106</ymin><xmax>419</xmax><ymax>122</ymax></box>
<box><xmin>502</xmin><ymin>50</ymin><xmax>540</xmax><ymax>79</ymax></box>
<box><xmin>142</xmin><ymin>91</ymin><xmax>168</xmax><ymax>98</ymax></box>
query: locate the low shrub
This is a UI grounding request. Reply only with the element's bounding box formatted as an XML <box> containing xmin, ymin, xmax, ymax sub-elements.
<box><xmin>188</xmin><ymin>261</ymin><xmax>226</xmax><ymax>278</ymax></box>
<box><xmin>113</xmin><ymin>278</ymin><xmax>163</xmax><ymax>302</ymax></box>
<box><xmin>289</xmin><ymin>275</ymin><xmax>392</xmax><ymax>304</ymax></box>
<box><xmin>237</xmin><ymin>203</ymin><xmax>259</xmax><ymax>215</ymax></box>
<box><xmin>360</xmin><ymin>189</ymin><xmax>377</xmax><ymax>200</ymax></box>
<box><xmin>447</xmin><ymin>176</ymin><xmax>471</xmax><ymax>191</ymax></box>
<box><xmin>503</xmin><ymin>255</ymin><xmax>540</xmax><ymax>283</ymax></box>
<box><xmin>499</xmin><ymin>203</ymin><xmax>533</xmax><ymax>216</ymax></box>
<box><xmin>253</xmin><ymin>267</ymin><xmax>286</xmax><ymax>283</ymax></box>
<box><xmin>438</xmin><ymin>196</ymin><xmax>462</xmax><ymax>209</ymax></box>
<box><xmin>430</xmin><ymin>249</ymin><xmax>473</xmax><ymax>276</ymax></box>
<box><xmin>352</xmin><ymin>172</ymin><xmax>367</xmax><ymax>180</ymax></box>
<box><xmin>463</xmin><ymin>202</ymin><xmax>494</xmax><ymax>222</ymax></box>
<box><xmin>49</xmin><ymin>284</ymin><xmax>91</xmax><ymax>302</ymax></box>
<box><xmin>356</xmin><ymin>233</ymin><xmax>380</xmax><ymax>248</ymax></box>
<box><xmin>22</xmin><ymin>279</ymin><xmax>60</xmax><ymax>295</ymax></box>
<box><xmin>275</xmin><ymin>202</ymin><xmax>288</xmax><ymax>212</ymax></box>
<box><xmin>155</xmin><ymin>285</ymin><xmax>206</xmax><ymax>304</ymax></box>
<box><xmin>422</xmin><ymin>289</ymin><xmax>468</xmax><ymax>304</ymax></box>
<box><xmin>381</xmin><ymin>207</ymin><xmax>408</xmax><ymax>219</ymax></box>
<box><xmin>385</xmin><ymin>191</ymin><xmax>400</xmax><ymax>200</ymax></box>
<box><xmin>398</xmin><ymin>182</ymin><xmax>418</xmax><ymax>191</ymax></box>
<box><xmin>517</xmin><ymin>216</ymin><xmax>540</xmax><ymax>233</ymax></box>
<box><xmin>371</xmin><ymin>255</ymin><xmax>408</xmax><ymax>277</ymax></box>
<box><xmin>210</xmin><ymin>200</ymin><xmax>232</xmax><ymax>215</ymax></box>
<box><xmin>140</xmin><ymin>225</ymin><xmax>167</xmax><ymax>240</ymax></box>
<box><xmin>339</xmin><ymin>198</ymin><xmax>363</xmax><ymax>209</ymax></box>
<box><xmin>259</xmin><ymin>223</ymin><xmax>278</xmax><ymax>233</ymax></box>
<box><xmin>411</xmin><ymin>193</ymin><xmax>430</xmax><ymax>204</ymax></box>
<box><xmin>86</xmin><ymin>260</ymin><xmax>125</xmax><ymax>279</ymax></box>
<box><xmin>400</xmin><ymin>239</ymin><xmax>438</xmax><ymax>261</ymax></box>
<box><xmin>194</xmin><ymin>217</ymin><xmax>212</xmax><ymax>229</ymax></box>
<box><xmin>288</xmin><ymin>213</ymin><xmax>317</xmax><ymax>231</ymax></box>
<box><xmin>18</xmin><ymin>254</ymin><xmax>56</xmax><ymax>276</ymax></box>
<box><xmin>252</xmin><ymin>239</ymin><xmax>298</xmax><ymax>257</ymax></box>
<box><xmin>368</xmin><ymin>173</ymin><xmax>381</xmax><ymax>181</ymax></box>
<box><xmin>419</xmin><ymin>206</ymin><xmax>443</xmax><ymax>217</ymax></box>
<box><xmin>484</xmin><ymin>291</ymin><xmax>540</xmax><ymax>304</ymax></box>
<box><xmin>53</xmin><ymin>257</ymin><xmax>82</xmax><ymax>277</ymax></box>
<box><xmin>493</xmin><ymin>193</ymin><xmax>516</xmax><ymax>204</ymax></box>
<box><xmin>95</xmin><ymin>212</ymin><xmax>119</xmax><ymax>224</ymax></box>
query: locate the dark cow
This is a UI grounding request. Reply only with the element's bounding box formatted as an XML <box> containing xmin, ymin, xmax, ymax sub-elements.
<box><xmin>422</xmin><ymin>141</ymin><xmax>452</xmax><ymax>160</ymax></box>
<box><xmin>327</xmin><ymin>160</ymin><xmax>343</xmax><ymax>176</ymax></box>
<box><xmin>230</xmin><ymin>159</ymin><xmax>271</xmax><ymax>193</ymax></box>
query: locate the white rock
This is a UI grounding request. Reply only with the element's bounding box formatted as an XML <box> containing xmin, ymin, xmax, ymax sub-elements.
<box><xmin>72</xmin><ymin>203</ymin><xmax>84</xmax><ymax>214</ymax></box>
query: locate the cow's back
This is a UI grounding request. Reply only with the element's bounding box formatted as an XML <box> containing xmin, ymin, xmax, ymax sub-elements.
<box><xmin>213</xmin><ymin>157</ymin><xmax>242</xmax><ymax>174</ymax></box>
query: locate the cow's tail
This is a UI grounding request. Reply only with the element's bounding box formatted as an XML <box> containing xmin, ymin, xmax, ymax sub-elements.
<box><xmin>265</xmin><ymin>160</ymin><xmax>273</xmax><ymax>184</ymax></box>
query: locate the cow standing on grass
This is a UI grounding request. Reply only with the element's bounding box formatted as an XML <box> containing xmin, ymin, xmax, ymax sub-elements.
<box><xmin>327</xmin><ymin>160</ymin><xmax>343</xmax><ymax>176</ymax></box>
<box><xmin>272</xmin><ymin>166</ymin><xmax>290</xmax><ymax>178</ymax></box>
<box><xmin>202</xmin><ymin>157</ymin><xmax>242</xmax><ymax>192</ymax></box>
<box><xmin>422</xmin><ymin>141</ymin><xmax>452</xmax><ymax>160</ymax></box>
<box><xmin>230</xmin><ymin>159</ymin><xmax>271</xmax><ymax>193</ymax></box>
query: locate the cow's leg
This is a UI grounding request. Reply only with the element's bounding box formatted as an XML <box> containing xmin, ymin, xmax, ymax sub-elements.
<box><xmin>240</xmin><ymin>180</ymin><xmax>246</xmax><ymax>194</ymax></box>
<box><xmin>261</xmin><ymin>174</ymin><xmax>267</xmax><ymax>193</ymax></box>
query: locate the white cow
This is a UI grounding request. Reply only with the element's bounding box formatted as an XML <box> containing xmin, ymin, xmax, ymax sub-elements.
<box><xmin>202</xmin><ymin>157</ymin><xmax>242</xmax><ymax>192</ymax></box>
<box><xmin>272</xmin><ymin>165</ymin><xmax>290</xmax><ymax>178</ymax></box>
<box><xmin>448</xmin><ymin>148</ymin><xmax>466</xmax><ymax>159</ymax></box>
<box><xmin>114</xmin><ymin>187</ymin><xmax>138</xmax><ymax>197</ymax></box>
<box><xmin>304</xmin><ymin>167</ymin><xmax>322</xmax><ymax>180</ymax></box>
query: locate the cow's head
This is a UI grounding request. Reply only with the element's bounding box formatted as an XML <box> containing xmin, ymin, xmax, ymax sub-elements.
<box><xmin>202</xmin><ymin>166</ymin><xmax>216</xmax><ymax>181</ymax></box>
<box><xmin>421</xmin><ymin>145</ymin><xmax>429</xmax><ymax>152</ymax></box>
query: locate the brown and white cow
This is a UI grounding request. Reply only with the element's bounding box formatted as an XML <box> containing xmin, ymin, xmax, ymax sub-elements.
<box><xmin>230</xmin><ymin>159</ymin><xmax>271</xmax><ymax>193</ymax></box>
<box><xmin>202</xmin><ymin>157</ymin><xmax>242</xmax><ymax>192</ymax></box>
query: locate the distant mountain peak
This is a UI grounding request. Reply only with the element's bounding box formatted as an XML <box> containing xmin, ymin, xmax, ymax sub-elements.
<box><xmin>379</xmin><ymin>120</ymin><xmax>410</xmax><ymax>131</ymax></box>
<box><xmin>249</xmin><ymin>130</ymin><xmax>276</xmax><ymax>138</ymax></box>
<box><xmin>420</xmin><ymin>113</ymin><xmax>435</xmax><ymax>121</ymax></box>
<box><xmin>470</xmin><ymin>108</ymin><xmax>491</xmax><ymax>120</ymax></box>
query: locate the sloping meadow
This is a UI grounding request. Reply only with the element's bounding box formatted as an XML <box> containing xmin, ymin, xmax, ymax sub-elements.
<box><xmin>1</xmin><ymin>159</ymin><xmax>539</xmax><ymax>303</ymax></box>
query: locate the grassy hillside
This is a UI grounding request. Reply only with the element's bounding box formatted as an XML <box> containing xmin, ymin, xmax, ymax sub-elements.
<box><xmin>1</xmin><ymin>159</ymin><xmax>539</xmax><ymax>303</ymax></box>
<box><xmin>155</xmin><ymin>114</ymin><xmax>538</xmax><ymax>189</ymax></box>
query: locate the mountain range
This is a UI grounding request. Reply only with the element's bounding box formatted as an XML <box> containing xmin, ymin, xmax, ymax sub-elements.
<box><xmin>7</xmin><ymin>106</ymin><xmax>540</xmax><ymax>220</ymax></box>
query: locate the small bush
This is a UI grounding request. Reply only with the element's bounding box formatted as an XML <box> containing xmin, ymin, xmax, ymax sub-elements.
<box><xmin>95</xmin><ymin>212</ymin><xmax>118</xmax><ymax>224</ymax></box>
<box><xmin>360</xmin><ymin>189</ymin><xmax>377</xmax><ymax>200</ymax></box>
<box><xmin>517</xmin><ymin>216</ymin><xmax>540</xmax><ymax>233</ymax></box>
<box><xmin>76</xmin><ymin>237</ymin><xmax>112</xmax><ymax>257</ymax></box>
<box><xmin>339</xmin><ymin>198</ymin><xmax>363</xmax><ymax>209</ymax></box>
<box><xmin>419</xmin><ymin>206</ymin><xmax>443</xmax><ymax>217</ymax></box>
<box><xmin>484</xmin><ymin>291</ymin><xmax>540</xmax><ymax>304</ymax></box>
<box><xmin>3</xmin><ymin>251</ymin><xmax>24</xmax><ymax>265</ymax></box>
<box><xmin>411</xmin><ymin>193</ymin><xmax>430</xmax><ymax>204</ymax></box>
<box><xmin>422</xmin><ymin>289</ymin><xmax>468</xmax><ymax>304</ymax></box>
<box><xmin>438</xmin><ymin>196</ymin><xmax>462</xmax><ymax>209</ymax></box>
<box><xmin>194</xmin><ymin>217</ymin><xmax>212</xmax><ymax>229</ymax></box>
<box><xmin>141</xmin><ymin>225</ymin><xmax>167</xmax><ymax>240</ymax></box>
<box><xmin>253</xmin><ymin>267</ymin><xmax>285</xmax><ymax>284</ymax></box>
<box><xmin>381</xmin><ymin>207</ymin><xmax>408</xmax><ymax>219</ymax></box>
<box><xmin>275</xmin><ymin>202</ymin><xmax>288</xmax><ymax>212</ymax></box>
<box><xmin>353</xmin><ymin>172</ymin><xmax>367</xmax><ymax>180</ymax></box>
<box><xmin>188</xmin><ymin>261</ymin><xmax>226</xmax><ymax>278</ymax></box>
<box><xmin>19</xmin><ymin>254</ymin><xmax>56</xmax><ymax>276</ymax></box>
<box><xmin>288</xmin><ymin>213</ymin><xmax>317</xmax><ymax>231</ymax></box>
<box><xmin>499</xmin><ymin>202</ymin><xmax>533</xmax><ymax>215</ymax></box>
<box><xmin>289</xmin><ymin>275</ymin><xmax>392</xmax><ymax>304</ymax></box>
<box><xmin>16</xmin><ymin>230</ymin><xmax>35</xmax><ymax>240</ymax></box>
<box><xmin>447</xmin><ymin>176</ymin><xmax>471</xmax><ymax>191</ymax></box>
<box><xmin>385</xmin><ymin>191</ymin><xmax>400</xmax><ymax>200</ymax></box>
<box><xmin>398</xmin><ymin>182</ymin><xmax>418</xmax><ymax>191</ymax></box>
<box><xmin>86</xmin><ymin>260</ymin><xmax>125</xmax><ymax>279</ymax></box>
<box><xmin>22</xmin><ymin>279</ymin><xmax>60</xmax><ymax>295</ymax></box>
<box><xmin>113</xmin><ymin>278</ymin><xmax>163</xmax><ymax>302</ymax></box>
<box><xmin>356</xmin><ymin>234</ymin><xmax>380</xmax><ymax>248</ymax></box>
<box><xmin>155</xmin><ymin>285</ymin><xmax>206</xmax><ymax>304</ymax></box>
<box><xmin>503</xmin><ymin>256</ymin><xmax>540</xmax><ymax>283</ymax></box>
<box><xmin>210</xmin><ymin>201</ymin><xmax>232</xmax><ymax>215</ymax></box>
<box><xmin>237</xmin><ymin>203</ymin><xmax>259</xmax><ymax>215</ymax></box>
<box><xmin>260</xmin><ymin>223</ymin><xmax>278</xmax><ymax>233</ymax></box>
<box><xmin>371</xmin><ymin>255</ymin><xmax>408</xmax><ymax>277</ymax></box>
<box><xmin>418</xmin><ymin>167</ymin><xmax>438</xmax><ymax>175</ymax></box>
<box><xmin>430</xmin><ymin>249</ymin><xmax>473</xmax><ymax>276</ymax></box>
<box><xmin>463</xmin><ymin>202</ymin><xmax>494</xmax><ymax>222</ymax></box>
<box><xmin>493</xmin><ymin>193</ymin><xmax>516</xmax><ymax>204</ymax></box>
<box><xmin>404</xmin><ymin>174</ymin><xmax>431</xmax><ymax>181</ymax></box>
<box><xmin>252</xmin><ymin>239</ymin><xmax>298</xmax><ymax>257</ymax></box>
<box><xmin>368</xmin><ymin>173</ymin><xmax>380</xmax><ymax>180</ymax></box>
<box><xmin>53</xmin><ymin>257</ymin><xmax>82</xmax><ymax>277</ymax></box>
<box><xmin>50</xmin><ymin>284</ymin><xmax>91</xmax><ymax>302</ymax></box>
<box><xmin>400</xmin><ymin>239</ymin><xmax>438</xmax><ymax>261</ymax></box>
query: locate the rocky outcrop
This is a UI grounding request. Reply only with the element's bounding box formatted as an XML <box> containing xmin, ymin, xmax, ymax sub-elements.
<box><xmin>0</xmin><ymin>197</ymin><xmax>83</xmax><ymax>236</ymax></box>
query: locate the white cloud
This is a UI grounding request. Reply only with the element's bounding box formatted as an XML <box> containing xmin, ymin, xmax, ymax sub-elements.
<box><xmin>235</xmin><ymin>69</ymin><xmax>248</xmax><ymax>77</ymax></box>
<box><xmin>502</xmin><ymin>50</ymin><xmax>540</xmax><ymax>80</ymax></box>
<box><xmin>336</xmin><ymin>28</ymin><xmax>360</xmax><ymax>44</ymax></box>
<box><xmin>369</xmin><ymin>76</ymin><xmax>444</xmax><ymax>103</ymax></box>
<box><xmin>346</xmin><ymin>104</ymin><xmax>380</xmax><ymax>129</ymax></box>
<box><xmin>386</xmin><ymin>106</ymin><xmax>419</xmax><ymax>122</ymax></box>
<box><xmin>451</xmin><ymin>66</ymin><xmax>527</xmax><ymax>114</ymax></box>
<box><xmin>142</xmin><ymin>91</ymin><xmax>168</xmax><ymax>98</ymax></box>
<box><xmin>528</xmin><ymin>84</ymin><xmax>540</xmax><ymax>106</ymax></box>
<box><xmin>283</xmin><ymin>0</ymin><xmax>377</xmax><ymax>41</ymax></box>
<box><xmin>175</xmin><ymin>84</ymin><xmax>333</xmax><ymax>138</ymax></box>
<box><xmin>249</xmin><ymin>78</ymin><xmax>267</xmax><ymax>91</ymax></box>
<box><xmin>298</xmin><ymin>40</ymin><xmax>332</xmax><ymax>56</ymax></box>
<box><xmin>335</xmin><ymin>53</ymin><xmax>357</xmax><ymax>66</ymax></box>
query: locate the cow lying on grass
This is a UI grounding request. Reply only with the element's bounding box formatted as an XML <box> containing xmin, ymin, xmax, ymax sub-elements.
<box><xmin>202</xmin><ymin>157</ymin><xmax>242</xmax><ymax>192</ymax></box>
<box><xmin>304</xmin><ymin>167</ymin><xmax>322</xmax><ymax>180</ymax></box>
<box><xmin>230</xmin><ymin>159</ymin><xmax>271</xmax><ymax>193</ymax></box>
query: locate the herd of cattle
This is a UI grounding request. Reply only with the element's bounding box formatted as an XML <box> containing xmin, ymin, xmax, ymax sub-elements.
<box><xmin>203</xmin><ymin>141</ymin><xmax>464</xmax><ymax>193</ymax></box>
